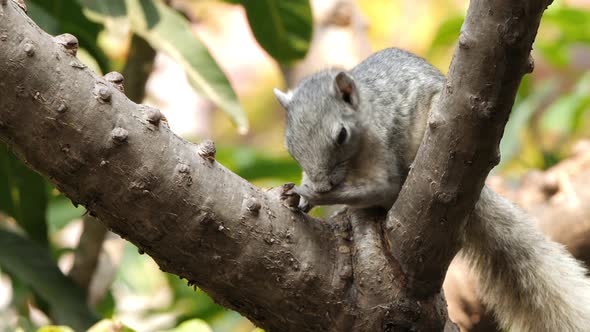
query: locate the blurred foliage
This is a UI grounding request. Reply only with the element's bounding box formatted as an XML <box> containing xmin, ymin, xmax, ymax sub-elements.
<box><xmin>37</xmin><ymin>326</ymin><xmax>76</xmax><ymax>332</ymax></box>
<box><xmin>1</xmin><ymin>0</ymin><xmax>304</xmax><ymax>329</ymax></box>
<box><xmin>27</xmin><ymin>0</ymin><xmax>110</xmax><ymax>73</ymax></box>
<box><xmin>46</xmin><ymin>195</ymin><xmax>86</xmax><ymax>233</ymax></box>
<box><xmin>37</xmin><ymin>319</ymin><xmax>136</xmax><ymax>332</ymax></box>
<box><xmin>86</xmin><ymin>319</ymin><xmax>136</xmax><ymax>332</ymax></box>
<box><xmin>426</xmin><ymin>14</ymin><xmax>463</xmax><ymax>60</ymax></box>
<box><xmin>501</xmin><ymin>4</ymin><xmax>590</xmax><ymax>172</ymax></box>
<box><xmin>0</xmin><ymin>145</ymin><xmax>48</xmax><ymax>246</ymax></box>
<box><xmin>0</xmin><ymin>0</ymin><xmax>588</xmax><ymax>331</ymax></box>
<box><xmin>499</xmin><ymin>78</ymin><xmax>558</xmax><ymax>168</ymax></box>
<box><xmin>217</xmin><ymin>146</ymin><xmax>301</xmax><ymax>185</ymax></box>
<box><xmin>161</xmin><ymin>319</ymin><xmax>212</xmax><ymax>332</ymax></box>
<box><xmin>0</xmin><ymin>229</ymin><xmax>98</xmax><ymax>330</ymax></box>
<box><xmin>426</xmin><ymin>2</ymin><xmax>590</xmax><ymax>174</ymax></box>
<box><xmin>539</xmin><ymin>7</ymin><xmax>590</xmax><ymax>67</ymax></box>
<box><xmin>231</xmin><ymin>0</ymin><xmax>313</xmax><ymax>64</ymax></box>
<box><xmin>78</xmin><ymin>0</ymin><xmax>251</xmax><ymax>132</ymax></box>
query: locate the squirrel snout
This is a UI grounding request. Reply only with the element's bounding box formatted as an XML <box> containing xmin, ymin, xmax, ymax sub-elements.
<box><xmin>312</xmin><ymin>182</ymin><xmax>333</xmax><ymax>193</ymax></box>
<box><xmin>301</xmin><ymin>172</ymin><xmax>339</xmax><ymax>194</ymax></box>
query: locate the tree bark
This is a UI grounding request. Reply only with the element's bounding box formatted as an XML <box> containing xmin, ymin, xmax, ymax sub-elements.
<box><xmin>386</xmin><ymin>0</ymin><xmax>550</xmax><ymax>297</ymax></box>
<box><xmin>0</xmin><ymin>0</ymin><xmax>549</xmax><ymax>331</ymax></box>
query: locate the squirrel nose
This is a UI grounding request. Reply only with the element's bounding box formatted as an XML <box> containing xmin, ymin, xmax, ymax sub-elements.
<box><xmin>312</xmin><ymin>182</ymin><xmax>333</xmax><ymax>193</ymax></box>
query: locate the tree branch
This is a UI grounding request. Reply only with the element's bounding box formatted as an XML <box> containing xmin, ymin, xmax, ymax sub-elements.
<box><xmin>385</xmin><ymin>0</ymin><xmax>551</xmax><ymax>297</ymax></box>
<box><xmin>0</xmin><ymin>0</ymin><xmax>551</xmax><ymax>330</ymax></box>
<box><xmin>0</xmin><ymin>2</ymin><xmax>447</xmax><ymax>330</ymax></box>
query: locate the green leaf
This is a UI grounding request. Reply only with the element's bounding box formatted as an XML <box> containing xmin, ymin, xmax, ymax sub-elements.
<box><xmin>0</xmin><ymin>229</ymin><xmax>99</xmax><ymax>330</ymax></box>
<box><xmin>27</xmin><ymin>0</ymin><xmax>110</xmax><ymax>74</ymax></box>
<box><xmin>16</xmin><ymin>315</ymin><xmax>37</xmax><ymax>332</ymax></box>
<box><xmin>26</xmin><ymin>2</ymin><xmax>60</xmax><ymax>33</ymax></box>
<box><xmin>238</xmin><ymin>0</ymin><xmax>312</xmax><ymax>64</ymax></box>
<box><xmin>427</xmin><ymin>14</ymin><xmax>464</xmax><ymax>58</ymax></box>
<box><xmin>536</xmin><ymin>42</ymin><xmax>570</xmax><ymax>67</ymax></box>
<box><xmin>216</xmin><ymin>146</ymin><xmax>301</xmax><ymax>183</ymax></box>
<box><xmin>162</xmin><ymin>319</ymin><xmax>212</xmax><ymax>332</ymax></box>
<box><xmin>94</xmin><ymin>290</ymin><xmax>116</xmax><ymax>318</ymax></box>
<box><xmin>129</xmin><ymin>0</ymin><xmax>248</xmax><ymax>132</ymax></box>
<box><xmin>541</xmin><ymin>73</ymin><xmax>590</xmax><ymax>135</ymax></box>
<box><xmin>0</xmin><ymin>151</ymin><xmax>15</xmax><ymax>218</ymax></box>
<box><xmin>77</xmin><ymin>0</ymin><xmax>128</xmax><ymax>18</ymax></box>
<box><xmin>37</xmin><ymin>326</ymin><xmax>75</xmax><ymax>332</ymax></box>
<box><xmin>8</xmin><ymin>277</ymin><xmax>34</xmax><ymax>317</ymax></box>
<box><xmin>0</xmin><ymin>145</ymin><xmax>48</xmax><ymax>246</ymax></box>
<box><xmin>87</xmin><ymin>320</ymin><xmax>135</xmax><ymax>332</ymax></box>
<box><xmin>165</xmin><ymin>274</ymin><xmax>225</xmax><ymax>322</ymax></box>
<box><xmin>79</xmin><ymin>0</ymin><xmax>248</xmax><ymax>132</ymax></box>
<box><xmin>499</xmin><ymin>79</ymin><xmax>558</xmax><ymax>168</ymax></box>
<box><xmin>543</xmin><ymin>7</ymin><xmax>590</xmax><ymax>44</ymax></box>
<box><xmin>47</xmin><ymin>195</ymin><xmax>85</xmax><ymax>233</ymax></box>
<box><xmin>537</xmin><ymin>6</ymin><xmax>590</xmax><ymax>67</ymax></box>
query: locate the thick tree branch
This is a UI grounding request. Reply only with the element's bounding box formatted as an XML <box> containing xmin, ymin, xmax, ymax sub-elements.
<box><xmin>0</xmin><ymin>2</ymin><xmax>449</xmax><ymax>330</ymax></box>
<box><xmin>0</xmin><ymin>0</ymin><xmax>552</xmax><ymax>330</ymax></box>
<box><xmin>385</xmin><ymin>0</ymin><xmax>551</xmax><ymax>297</ymax></box>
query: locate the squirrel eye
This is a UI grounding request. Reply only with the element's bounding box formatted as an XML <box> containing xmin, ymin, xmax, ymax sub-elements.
<box><xmin>336</xmin><ymin>127</ymin><xmax>348</xmax><ymax>145</ymax></box>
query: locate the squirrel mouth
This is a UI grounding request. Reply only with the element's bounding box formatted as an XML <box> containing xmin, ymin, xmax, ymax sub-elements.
<box><xmin>295</xmin><ymin>182</ymin><xmax>343</xmax><ymax>198</ymax></box>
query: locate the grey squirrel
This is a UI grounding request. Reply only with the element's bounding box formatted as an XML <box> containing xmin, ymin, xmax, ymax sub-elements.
<box><xmin>274</xmin><ymin>48</ymin><xmax>590</xmax><ymax>331</ymax></box>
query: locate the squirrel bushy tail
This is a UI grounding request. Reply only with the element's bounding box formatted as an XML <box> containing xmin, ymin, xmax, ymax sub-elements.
<box><xmin>462</xmin><ymin>186</ymin><xmax>590</xmax><ymax>331</ymax></box>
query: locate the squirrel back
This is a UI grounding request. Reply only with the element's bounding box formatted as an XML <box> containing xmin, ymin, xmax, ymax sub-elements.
<box><xmin>350</xmin><ymin>48</ymin><xmax>444</xmax><ymax>168</ymax></box>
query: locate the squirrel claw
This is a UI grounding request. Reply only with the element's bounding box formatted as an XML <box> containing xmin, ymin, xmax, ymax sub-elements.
<box><xmin>298</xmin><ymin>198</ymin><xmax>313</xmax><ymax>213</ymax></box>
<box><xmin>280</xmin><ymin>183</ymin><xmax>301</xmax><ymax>211</ymax></box>
<box><xmin>279</xmin><ymin>183</ymin><xmax>314</xmax><ymax>213</ymax></box>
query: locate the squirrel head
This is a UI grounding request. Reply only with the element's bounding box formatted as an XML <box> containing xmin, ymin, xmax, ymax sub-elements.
<box><xmin>274</xmin><ymin>69</ymin><xmax>362</xmax><ymax>195</ymax></box>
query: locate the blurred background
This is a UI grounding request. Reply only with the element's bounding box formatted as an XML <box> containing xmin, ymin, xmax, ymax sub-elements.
<box><xmin>0</xmin><ymin>0</ymin><xmax>589</xmax><ymax>331</ymax></box>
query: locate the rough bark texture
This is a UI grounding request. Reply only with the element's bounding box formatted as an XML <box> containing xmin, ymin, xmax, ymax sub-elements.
<box><xmin>385</xmin><ymin>0</ymin><xmax>551</xmax><ymax>297</ymax></box>
<box><xmin>0</xmin><ymin>2</ymin><xmax>447</xmax><ymax>330</ymax></box>
<box><xmin>0</xmin><ymin>0</ymin><xmax>548</xmax><ymax>331</ymax></box>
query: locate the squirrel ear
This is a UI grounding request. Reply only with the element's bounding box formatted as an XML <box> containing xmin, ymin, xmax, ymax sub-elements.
<box><xmin>334</xmin><ymin>72</ymin><xmax>359</xmax><ymax>109</ymax></box>
<box><xmin>273</xmin><ymin>88</ymin><xmax>292</xmax><ymax>111</ymax></box>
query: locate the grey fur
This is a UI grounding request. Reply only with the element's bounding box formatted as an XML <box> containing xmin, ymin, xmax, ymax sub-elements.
<box><xmin>275</xmin><ymin>47</ymin><xmax>590</xmax><ymax>331</ymax></box>
<box><xmin>277</xmin><ymin>48</ymin><xmax>443</xmax><ymax>208</ymax></box>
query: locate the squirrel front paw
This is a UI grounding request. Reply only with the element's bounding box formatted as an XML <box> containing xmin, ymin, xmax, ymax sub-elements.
<box><xmin>298</xmin><ymin>197</ymin><xmax>313</xmax><ymax>213</ymax></box>
<box><xmin>279</xmin><ymin>183</ymin><xmax>301</xmax><ymax>211</ymax></box>
<box><xmin>279</xmin><ymin>183</ymin><xmax>314</xmax><ymax>213</ymax></box>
